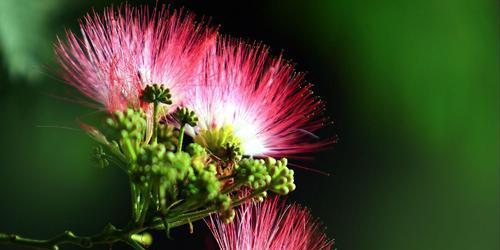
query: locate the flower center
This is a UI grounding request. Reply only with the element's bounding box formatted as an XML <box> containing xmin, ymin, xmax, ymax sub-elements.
<box><xmin>194</xmin><ymin>125</ymin><xmax>243</xmax><ymax>161</ymax></box>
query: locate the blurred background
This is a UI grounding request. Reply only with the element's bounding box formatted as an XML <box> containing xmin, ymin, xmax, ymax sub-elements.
<box><xmin>0</xmin><ymin>0</ymin><xmax>498</xmax><ymax>249</ymax></box>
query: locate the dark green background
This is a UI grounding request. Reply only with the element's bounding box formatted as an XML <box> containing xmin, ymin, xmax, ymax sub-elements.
<box><xmin>0</xmin><ymin>0</ymin><xmax>498</xmax><ymax>249</ymax></box>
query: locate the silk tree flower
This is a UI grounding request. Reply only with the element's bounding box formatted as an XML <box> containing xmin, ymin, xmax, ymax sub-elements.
<box><xmin>181</xmin><ymin>39</ymin><xmax>329</xmax><ymax>158</ymax></box>
<box><xmin>206</xmin><ymin>196</ymin><xmax>334</xmax><ymax>250</ymax></box>
<box><xmin>55</xmin><ymin>4</ymin><xmax>217</xmax><ymax>112</ymax></box>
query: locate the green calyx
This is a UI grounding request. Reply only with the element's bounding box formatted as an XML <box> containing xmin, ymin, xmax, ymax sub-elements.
<box><xmin>194</xmin><ymin>125</ymin><xmax>243</xmax><ymax>161</ymax></box>
<box><xmin>141</xmin><ymin>84</ymin><xmax>172</xmax><ymax>105</ymax></box>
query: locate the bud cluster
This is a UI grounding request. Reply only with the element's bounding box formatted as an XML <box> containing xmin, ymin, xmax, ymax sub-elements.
<box><xmin>141</xmin><ymin>84</ymin><xmax>172</xmax><ymax>105</ymax></box>
<box><xmin>86</xmin><ymin>85</ymin><xmax>296</xmax><ymax>235</ymax></box>
<box><xmin>235</xmin><ymin>157</ymin><xmax>296</xmax><ymax>201</ymax></box>
<box><xmin>174</xmin><ymin>107</ymin><xmax>198</xmax><ymax>127</ymax></box>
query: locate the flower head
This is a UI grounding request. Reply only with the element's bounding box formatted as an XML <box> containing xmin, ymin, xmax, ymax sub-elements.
<box><xmin>55</xmin><ymin>4</ymin><xmax>216</xmax><ymax>112</ymax></box>
<box><xmin>206</xmin><ymin>195</ymin><xmax>334</xmax><ymax>250</ymax></box>
<box><xmin>182</xmin><ymin>39</ymin><xmax>329</xmax><ymax>158</ymax></box>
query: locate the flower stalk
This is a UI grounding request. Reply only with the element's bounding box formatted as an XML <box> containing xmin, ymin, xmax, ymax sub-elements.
<box><xmin>178</xmin><ymin>125</ymin><xmax>186</xmax><ymax>153</ymax></box>
<box><xmin>152</xmin><ymin>101</ymin><xmax>160</xmax><ymax>144</ymax></box>
<box><xmin>0</xmin><ymin>224</ymin><xmax>134</xmax><ymax>250</ymax></box>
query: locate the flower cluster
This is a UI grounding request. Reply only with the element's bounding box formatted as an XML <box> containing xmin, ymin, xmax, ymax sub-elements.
<box><xmin>183</xmin><ymin>40</ymin><xmax>329</xmax><ymax>157</ymax></box>
<box><xmin>55</xmin><ymin>5</ymin><xmax>216</xmax><ymax>112</ymax></box>
<box><xmin>52</xmin><ymin>3</ymin><xmax>333</xmax><ymax>250</ymax></box>
<box><xmin>55</xmin><ymin>6</ymin><xmax>329</xmax><ymax>159</ymax></box>
<box><xmin>207</xmin><ymin>195</ymin><xmax>334</xmax><ymax>250</ymax></box>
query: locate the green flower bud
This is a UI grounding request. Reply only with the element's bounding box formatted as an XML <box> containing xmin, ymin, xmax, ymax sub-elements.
<box><xmin>253</xmin><ymin>191</ymin><xmax>268</xmax><ymax>202</ymax></box>
<box><xmin>174</xmin><ymin>107</ymin><xmax>198</xmax><ymax>127</ymax></box>
<box><xmin>215</xmin><ymin>194</ymin><xmax>231</xmax><ymax>211</ymax></box>
<box><xmin>141</xmin><ymin>84</ymin><xmax>172</xmax><ymax>105</ymax></box>
<box><xmin>137</xmin><ymin>143</ymin><xmax>167</xmax><ymax>168</ymax></box>
<box><xmin>106</xmin><ymin>108</ymin><xmax>146</xmax><ymax>143</ymax></box>
<box><xmin>214</xmin><ymin>194</ymin><xmax>235</xmax><ymax>223</ymax></box>
<box><xmin>92</xmin><ymin>146</ymin><xmax>109</xmax><ymax>168</ymax></box>
<box><xmin>235</xmin><ymin>158</ymin><xmax>272</xmax><ymax>190</ymax></box>
<box><xmin>164</xmin><ymin>151</ymin><xmax>192</xmax><ymax>181</ymax></box>
<box><xmin>266</xmin><ymin>157</ymin><xmax>296</xmax><ymax>195</ymax></box>
<box><xmin>186</xmin><ymin>143</ymin><xmax>206</xmax><ymax>157</ymax></box>
<box><xmin>182</xmin><ymin>164</ymin><xmax>221</xmax><ymax>202</ymax></box>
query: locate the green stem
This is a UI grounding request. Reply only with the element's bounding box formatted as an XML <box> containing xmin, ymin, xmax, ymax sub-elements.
<box><xmin>0</xmin><ymin>210</ymin><xmax>213</xmax><ymax>250</ymax></box>
<box><xmin>177</xmin><ymin>125</ymin><xmax>185</xmax><ymax>153</ymax></box>
<box><xmin>166</xmin><ymin>199</ymin><xmax>201</xmax><ymax>218</ymax></box>
<box><xmin>152</xmin><ymin>101</ymin><xmax>159</xmax><ymax>144</ymax></box>
<box><xmin>0</xmin><ymin>233</ymin><xmax>60</xmax><ymax>250</ymax></box>
<box><xmin>122</xmin><ymin>138</ymin><xmax>137</xmax><ymax>161</ymax></box>
<box><xmin>138</xmin><ymin>196</ymin><xmax>150</xmax><ymax>227</ymax></box>
<box><xmin>0</xmin><ymin>224</ymin><xmax>143</xmax><ymax>250</ymax></box>
<box><xmin>136</xmin><ymin>185</ymin><xmax>152</xmax><ymax>227</ymax></box>
<box><xmin>131</xmin><ymin>182</ymin><xmax>139</xmax><ymax>221</ymax></box>
<box><xmin>151</xmin><ymin>190</ymin><xmax>266</xmax><ymax>230</ymax></box>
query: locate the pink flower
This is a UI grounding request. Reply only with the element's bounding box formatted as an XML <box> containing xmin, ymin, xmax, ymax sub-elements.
<box><xmin>55</xmin><ymin>5</ymin><xmax>216</xmax><ymax>112</ymax></box>
<box><xmin>182</xmin><ymin>39</ymin><xmax>329</xmax><ymax>157</ymax></box>
<box><xmin>206</xmin><ymin>196</ymin><xmax>334</xmax><ymax>250</ymax></box>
